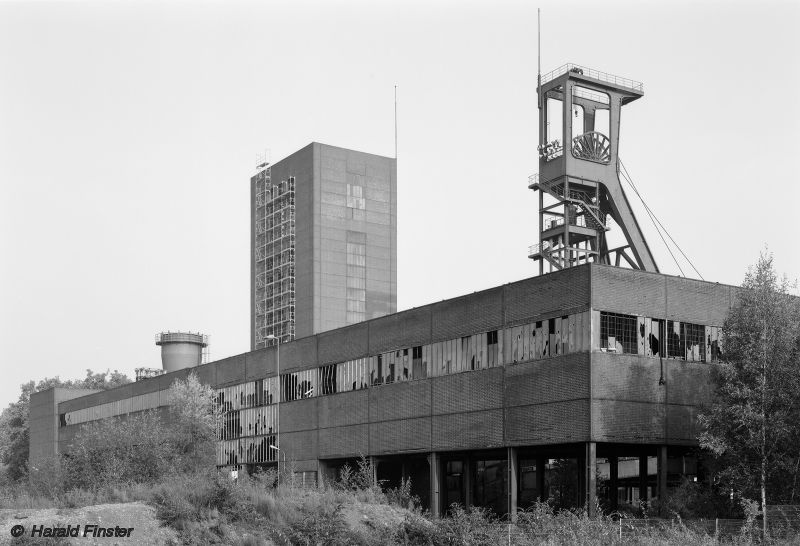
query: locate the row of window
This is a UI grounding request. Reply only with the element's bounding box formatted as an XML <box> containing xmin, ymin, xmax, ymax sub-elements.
<box><xmin>62</xmin><ymin>310</ymin><xmax>722</xmax><ymax>430</ymax></box>
<box><xmin>600</xmin><ymin>312</ymin><xmax>723</xmax><ymax>362</ymax></box>
<box><xmin>215</xmin><ymin>311</ymin><xmax>593</xmax><ymax>415</ymax></box>
<box><xmin>62</xmin><ymin>389</ymin><xmax>172</xmax><ymax>427</ymax></box>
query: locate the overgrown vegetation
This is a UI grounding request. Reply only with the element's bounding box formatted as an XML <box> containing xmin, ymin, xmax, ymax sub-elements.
<box><xmin>699</xmin><ymin>251</ymin><xmax>800</xmax><ymax>533</ymax></box>
<box><xmin>0</xmin><ymin>368</ymin><xmax>131</xmax><ymax>483</ymax></box>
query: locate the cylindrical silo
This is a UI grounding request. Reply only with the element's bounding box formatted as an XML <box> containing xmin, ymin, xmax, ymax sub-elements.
<box><xmin>155</xmin><ymin>331</ymin><xmax>208</xmax><ymax>373</ymax></box>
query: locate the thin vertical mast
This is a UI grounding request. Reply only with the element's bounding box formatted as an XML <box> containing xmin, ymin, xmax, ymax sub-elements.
<box><xmin>537</xmin><ymin>8</ymin><xmax>542</xmax><ymax>110</ymax></box>
<box><xmin>394</xmin><ymin>85</ymin><xmax>398</xmax><ymax>159</ymax></box>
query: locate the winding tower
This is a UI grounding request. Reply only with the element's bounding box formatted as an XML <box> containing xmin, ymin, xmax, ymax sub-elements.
<box><xmin>529</xmin><ymin>64</ymin><xmax>658</xmax><ymax>275</ymax></box>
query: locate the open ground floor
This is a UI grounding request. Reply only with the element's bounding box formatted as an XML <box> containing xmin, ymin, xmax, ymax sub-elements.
<box><xmin>235</xmin><ymin>442</ymin><xmax>703</xmax><ymax>519</ymax></box>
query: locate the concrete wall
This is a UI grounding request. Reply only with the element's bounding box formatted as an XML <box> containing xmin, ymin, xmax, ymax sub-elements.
<box><xmin>29</xmin><ymin>388</ymin><xmax>102</xmax><ymax>465</ymax></box>
<box><xmin>314</xmin><ymin>143</ymin><xmax>397</xmax><ymax>333</ymax></box>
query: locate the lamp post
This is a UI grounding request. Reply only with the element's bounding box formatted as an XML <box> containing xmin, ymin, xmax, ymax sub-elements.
<box><xmin>269</xmin><ymin>445</ymin><xmax>286</xmax><ymax>483</ymax></box>
<box><xmin>265</xmin><ymin>335</ymin><xmax>280</xmax><ymax>479</ymax></box>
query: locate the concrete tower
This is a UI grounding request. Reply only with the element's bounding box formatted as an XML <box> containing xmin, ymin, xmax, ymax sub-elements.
<box><xmin>251</xmin><ymin>143</ymin><xmax>397</xmax><ymax>350</ymax></box>
<box><xmin>529</xmin><ymin>64</ymin><xmax>658</xmax><ymax>274</ymax></box>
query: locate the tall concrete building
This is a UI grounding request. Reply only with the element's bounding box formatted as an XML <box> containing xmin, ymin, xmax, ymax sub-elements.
<box><xmin>251</xmin><ymin>143</ymin><xmax>397</xmax><ymax>350</ymax></box>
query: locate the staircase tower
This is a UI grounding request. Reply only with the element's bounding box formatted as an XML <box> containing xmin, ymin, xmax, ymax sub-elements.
<box><xmin>529</xmin><ymin>64</ymin><xmax>658</xmax><ymax>274</ymax></box>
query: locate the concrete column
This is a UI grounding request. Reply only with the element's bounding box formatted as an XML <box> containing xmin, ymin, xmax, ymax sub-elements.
<box><xmin>638</xmin><ymin>454</ymin><xmax>648</xmax><ymax>509</ymax></box>
<box><xmin>657</xmin><ymin>446</ymin><xmax>668</xmax><ymax>515</ymax></box>
<box><xmin>537</xmin><ymin>457</ymin><xmax>546</xmax><ymax>503</ymax></box>
<box><xmin>583</xmin><ymin>442</ymin><xmax>597</xmax><ymax>516</ymax></box>
<box><xmin>370</xmin><ymin>456</ymin><xmax>379</xmax><ymax>488</ymax></box>
<box><xmin>507</xmin><ymin>447</ymin><xmax>519</xmax><ymax>522</ymax></box>
<box><xmin>428</xmin><ymin>452</ymin><xmax>441</xmax><ymax>517</ymax></box>
<box><xmin>609</xmin><ymin>455</ymin><xmax>619</xmax><ymax>511</ymax></box>
<box><xmin>464</xmin><ymin>456</ymin><xmax>473</xmax><ymax>509</ymax></box>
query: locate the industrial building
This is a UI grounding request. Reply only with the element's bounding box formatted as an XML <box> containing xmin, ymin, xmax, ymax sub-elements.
<box><xmin>250</xmin><ymin>143</ymin><xmax>397</xmax><ymax>349</ymax></box>
<box><xmin>31</xmin><ymin>64</ymin><xmax>730</xmax><ymax>518</ymax></box>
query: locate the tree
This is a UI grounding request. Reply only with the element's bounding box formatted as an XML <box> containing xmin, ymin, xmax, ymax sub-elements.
<box><xmin>168</xmin><ymin>372</ymin><xmax>221</xmax><ymax>471</ymax></box>
<box><xmin>0</xmin><ymin>369</ymin><xmax>131</xmax><ymax>482</ymax></box>
<box><xmin>699</xmin><ymin>252</ymin><xmax>800</xmax><ymax>535</ymax></box>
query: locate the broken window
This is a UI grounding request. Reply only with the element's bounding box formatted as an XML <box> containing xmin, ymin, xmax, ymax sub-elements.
<box><xmin>706</xmin><ymin>327</ymin><xmax>724</xmax><ymax>362</ymax></box>
<box><xmin>600</xmin><ymin>312</ymin><xmax>637</xmax><ymax>354</ymax></box>
<box><xmin>281</xmin><ymin>369</ymin><xmax>316</xmax><ymax>401</ymax></box>
<box><xmin>683</xmin><ymin>322</ymin><xmax>706</xmax><ymax>362</ymax></box>
<box><xmin>320</xmin><ymin>364</ymin><xmax>337</xmax><ymax>395</ymax></box>
<box><xmin>667</xmin><ymin>321</ymin><xmax>683</xmax><ymax>359</ymax></box>
<box><xmin>487</xmin><ymin>330</ymin><xmax>499</xmax><ymax>367</ymax></box>
<box><xmin>412</xmin><ymin>346</ymin><xmax>426</xmax><ymax>379</ymax></box>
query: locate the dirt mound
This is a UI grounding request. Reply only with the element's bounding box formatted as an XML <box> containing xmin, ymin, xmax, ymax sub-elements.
<box><xmin>0</xmin><ymin>502</ymin><xmax>178</xmax><ymax>545</ymax></box>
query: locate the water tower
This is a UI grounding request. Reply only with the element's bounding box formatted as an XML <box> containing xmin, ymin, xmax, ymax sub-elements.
<box><xmin>155</xmin><ymin>331</ymin><xmax>209</xmax><ymax>373</ymax></box>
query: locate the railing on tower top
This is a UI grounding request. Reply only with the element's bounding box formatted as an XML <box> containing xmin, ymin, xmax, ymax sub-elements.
<box><xmin>540</xmin><ymin>63</ymin><xmax>644</xmax><ymax>93</ymax></box>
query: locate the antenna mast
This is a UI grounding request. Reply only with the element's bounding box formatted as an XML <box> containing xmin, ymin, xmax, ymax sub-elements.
<box><xmin>537</xmin><ymin>8</ymin><xmax>542</xmax><ymax>109</ymax></box>
<box><xmin>394</xmin><ymin>85</ymin><xmax>398</xmax><ymax>159</ymax></box>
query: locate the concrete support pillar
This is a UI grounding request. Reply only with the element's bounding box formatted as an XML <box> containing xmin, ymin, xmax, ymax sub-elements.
<box><xmin>464</xmin><ymin>456</ymin><xmax>473</xmax><ymax>509</ymax></box>
<box><xmin>657</xmin><ymin>446</ymin><xmax>668</xmax><ymax>515</ymax></box>
<box><xmin>609</xmin><ymin>455</ymin><xmax>619</xmax><ymax>511</ymax></box>
<box><xmin>537</xmin><ymin>457</ymin><xmax>546</xmax><ymax>503</ymax></box>
<box><xmin>507</xmin><ymin>447</ymin><xmax>519</xmax><ymax>522</ymax></box>
<box><xmin>428</xmin><ymin>452</ymin><xmax>441</xmax><ymax>517</ymax></box>
<box><xmin>582</xmin><ymin>442</ymin><xmax>597</xmax><ymax>516</ymax></box>
<box><xmin>370</xmin><ymin>456</ymin><xmax>379</xmax><ymax>488</ymax></box>
<box><xmin>317</xmin><ymin>460</ymin><xmax>328</xmax><ymax>489</ymax></box>
<box><xmin>638</xmin><ymin>455</ymin><xmax>648</xmax><ymax>509</ymax></box>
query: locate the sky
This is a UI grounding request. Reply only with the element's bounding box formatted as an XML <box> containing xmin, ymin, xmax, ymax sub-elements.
<box><xmin>1</xmin><ymin>0</ymin><xmax>798</xmax><ymax>410</ymax></box>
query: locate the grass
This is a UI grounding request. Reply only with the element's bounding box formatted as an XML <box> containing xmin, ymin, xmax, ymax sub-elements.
<box><xmin>4</xmin><ymin>469</ymin><xmax>800</xmax><ymax>545</ymax></box>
